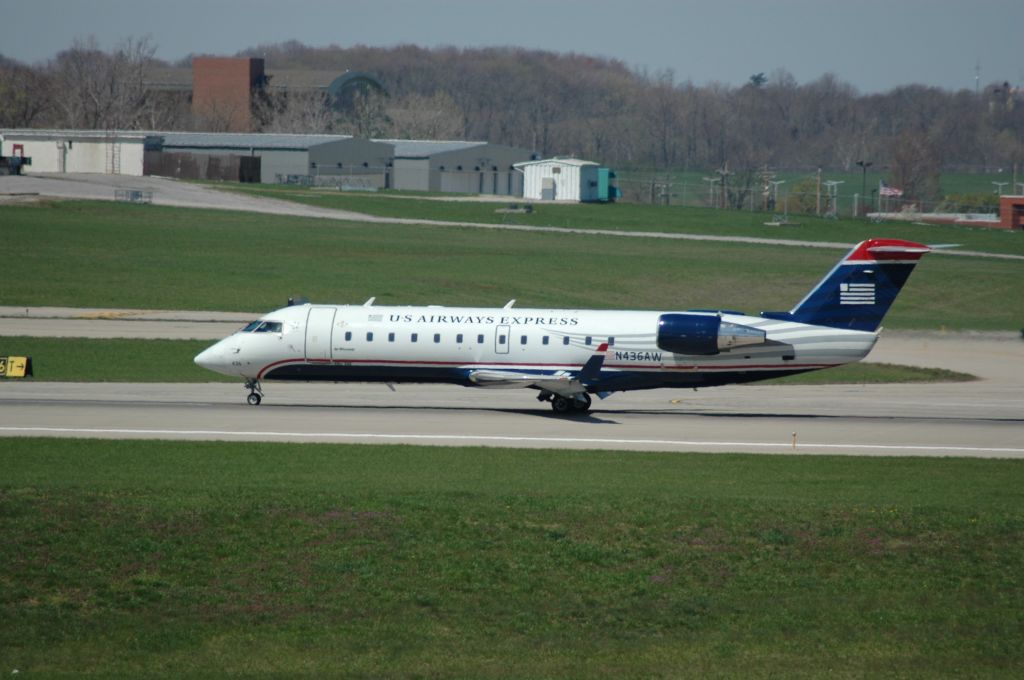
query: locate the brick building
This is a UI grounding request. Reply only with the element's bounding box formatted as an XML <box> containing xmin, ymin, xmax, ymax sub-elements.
<box><xmin>191</xmin><ymin>57</ymin><xmax>267</xmax><ymax>132</ymax></box>
<box><xmin>999</xmin><ymin>195</ymin><xmax>1024</xmax><ymax>230</ymax></box>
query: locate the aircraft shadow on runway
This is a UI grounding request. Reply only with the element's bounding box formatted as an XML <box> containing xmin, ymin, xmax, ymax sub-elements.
<box><xmin>239</xmin><ymin>401</ymin><xmax>1024</xmax><ymax>425</ymax></box>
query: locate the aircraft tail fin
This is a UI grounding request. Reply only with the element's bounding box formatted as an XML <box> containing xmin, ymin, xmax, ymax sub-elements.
<box><xmin>761</xmin><ymin>239</ymin><xmax>930</xmax><ymax>332</ymax></box>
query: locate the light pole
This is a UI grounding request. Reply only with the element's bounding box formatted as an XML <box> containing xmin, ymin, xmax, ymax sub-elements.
<box><xmin>768</xmin><ymin>180</ymin><xmax>785</xmax><ymax>212</ymax></box>
<box><xmin>856</xmin><ymin>160</ymin><xmax>873</xmax><ymax>216</ymax></box>
<box><xmin>702</xmin><ymin>177</ymin><xmax>721</xmax><ymax>207</ymax></box>
<box><xmin>992</xmin><ymin>181</ymin><xmax>1009</xmax><ymax>196</ymax></box>
<box><xmin>824</xmin><ymin>180</ymin><xmax>844</xmax><ymax>217</ymax></box>
<box><xmin>716</xmin><ymin>166</ymin><xmax>732</xmax><ymax>209</ymax></box>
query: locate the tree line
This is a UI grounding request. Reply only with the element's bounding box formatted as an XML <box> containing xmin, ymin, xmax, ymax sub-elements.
<box><xmin>2</xmin><ymin>38</ymin><xmax>1022</xmax><ymax>202</ymax></box>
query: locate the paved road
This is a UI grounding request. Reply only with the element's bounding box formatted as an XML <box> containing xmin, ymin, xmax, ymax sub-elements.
<box><xmin>2</xmin><ymin>307</ymin><xmax>1021</xmax><ymax>457</ymax></box>
<box><xmin>0</xmin><ymin>306</ymin><xmax>253</xmax><ymax>340</ymax></box>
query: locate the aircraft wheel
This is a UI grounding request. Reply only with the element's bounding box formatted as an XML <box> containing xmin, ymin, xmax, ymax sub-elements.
<box><xmin>247</xmin><ymin>392</ymin><xmax>262</xmax><ymax>406</ymax></box>
<box><xmin>572</xmin><ymin>394</ymin><xmax>592</xmax><ymax>412</ymax></box>
<box><xmin>550</xmin><ymin>395</ymin><xmax>572</xmax><ymax>414</ymax></box>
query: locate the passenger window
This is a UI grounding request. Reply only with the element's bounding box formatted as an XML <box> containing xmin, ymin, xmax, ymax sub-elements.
<box><xmin>434</xmin><ymin>333</ymin><xmax>441</xmax><ymax>343</ymax></box>
<box><xmin>608</xmin><ymin>337</ymin><xmax>615</xmax><ymax>346</ymax></box>
<box><xmin>366</xmin><ymin>332</ymin><xmax>374</xmax><ymax>342</ymax></box>
<box><xmin>411</xmin><ymin>333</ymin><xmax>418</xmax><ymax>342</ymax></box>
<box><xmin>498</xmin><ymin>334</ymin><xmax>506</xmax><ymax>344</ymax></box>
<box><xmin>563</xmin><ymin>337</ymin><xmax>570</xmax><ymax>346</ymax></box>
<box><xmin>585</xmin><ymin>336</ymin><xmax>592</xmax><ymax>346</ymax></box>
<box><xmin>520</xmin><ymin>335</ymin><xmax>527</xmax><ymax>345</ymax></box>
<box><xmin>456</xmin><ymin>333</ymin><xmax>463</xmax><ymax>343</ymax></box>
<box><xmin>344</xmin><ymin>331</ymin><xmax>352</xmax><ymax>341</ymax></box>
<box><xmin>388</xmin><ymin>332</ymin><xmax>395</xmax><ymax>342</ymax></box>
<box><xmin>477</xmin><ymin>334</ymin><xmax>484</xmax><ymax>344</ymax></box>
<box><xmin>542</xmin><ymin>336</ymin><xmax>549</xmax><ymax>345</ymax></box>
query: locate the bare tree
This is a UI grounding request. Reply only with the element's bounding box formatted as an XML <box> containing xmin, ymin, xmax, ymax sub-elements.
<box><xmin>385</xmin><ymin>91</ymin><xmax>463</xmax><ymax>139</ymax></box>
<box><xmin>335</xmin><ymin>89</ymin><xmax>390</xmax><ymax>138</ymax></box>
<box><xmin>257</xmin><ymin>90</ymin><xmax>337</xmax><ymax>133</ymax></box>
<box><xmin>889</xmin><ymin>131</ymin><xmax>942</xmax><ymax>202</ymax></box>
<box><xmin>49</xmin><ymin>35</ymin><xmax>156</xmax><ymax>130</ymax></box>
<box><xmin>0</xmin><ymin>56</ymin><xmax>51</xmax><ymax>127</ymax></box>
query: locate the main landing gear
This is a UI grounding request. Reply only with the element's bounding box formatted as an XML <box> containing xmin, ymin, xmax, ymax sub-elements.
<box><xmin>538</xmin><ymin>391</ymin><xmax>592</xmax><ymax>414</ymax></box>
<box><xmin>244</xmin><ymin>379</ymin><xmax>263</xmax><ymax>406</ymax></box>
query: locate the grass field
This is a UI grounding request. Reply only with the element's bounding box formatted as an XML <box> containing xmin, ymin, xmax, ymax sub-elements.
<box><xmin>1</xmin><ymin>194</ymin><xmax>1019</xmax><ymax>677</ymax></box>
<box><xmin>3</xmin><ymin>439</ymin><xmax>1022</xmax><ymax>677</ymax></box>
<box><xmin>217</xmin><ymin>182</ymin><xmax>1024</xmax><ymax>257</ymax></box>
<box><xmin>2</xmin><ymin>200</ymin><xmax>1022</xmax><ymax>329</ymax></box>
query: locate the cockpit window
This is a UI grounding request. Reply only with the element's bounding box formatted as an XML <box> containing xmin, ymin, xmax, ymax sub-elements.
<box><xmin>242</xmin><ymin>320</ymin><xmax>283</xmax><ymax>333</ymax></box>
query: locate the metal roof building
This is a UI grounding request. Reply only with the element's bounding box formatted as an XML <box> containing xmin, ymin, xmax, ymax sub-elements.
<box><xmin>2</xmin><ymin>127</ymin><xmax>537</xmax><ymax>196</ymax></box>
<box><xmin>514</xmin><ymin>157</ymin><xmax>619</xmax><ymax>202</ymax></box>
<box><xmin>0</xmin><ymin>129</ymin><xmax>149</xmax><ymax>176</ymax></box>
<box><xmin>145</xmin><ymin>132</ymin><xmax>394</xmax><ymax>186</ymax></box>
<box><xmin>379</xmin><ymin>139</ymin><xmax>535</xmax><ymax>195</ymax></box>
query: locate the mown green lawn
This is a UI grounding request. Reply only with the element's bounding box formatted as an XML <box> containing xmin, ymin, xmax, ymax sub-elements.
<box><xmin>216</xmin><ymin>181</ymin><xmax>1024</xmax><ymax>256</ymax></box>
<box><xmin>2</xmin><ymin>201</ymin><xmax>1021</xmax><ymax>329</ymax></box>
<box><xmin>2</xmin><ymin>439</ymin><xmax>1022</xmax><ymax>678</ymax></box>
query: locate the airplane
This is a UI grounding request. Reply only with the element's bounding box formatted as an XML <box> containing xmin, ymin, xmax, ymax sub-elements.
<box><xmin>194</xmin><ymin>238</ymin><xmax>931</xmax><ymax>413</ymax></box>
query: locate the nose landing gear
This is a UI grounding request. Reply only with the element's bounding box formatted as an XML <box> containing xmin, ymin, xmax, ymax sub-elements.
<box><xmin>244</xmin><ymin>379</ymin><xmax>263</xmax><ymax>406</ymax></box>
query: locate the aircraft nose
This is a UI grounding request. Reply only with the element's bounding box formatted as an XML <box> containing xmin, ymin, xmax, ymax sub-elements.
<box><xmin>194</xmin><ymin>344</ymin><xmax>224</xmax><ymax>371</ymax></box>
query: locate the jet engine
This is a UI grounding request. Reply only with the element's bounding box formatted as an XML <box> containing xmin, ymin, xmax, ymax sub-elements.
<box><xmin>656</xmin><ymin>313</ymin><xmax>766</xmax><ymax>355</ymax></box>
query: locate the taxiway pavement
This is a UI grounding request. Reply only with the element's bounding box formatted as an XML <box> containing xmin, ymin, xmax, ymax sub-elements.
<box><xmin>1</xmin><ymin>307</ymin><xmax>1021</xmax><ymax>457</ymax></box>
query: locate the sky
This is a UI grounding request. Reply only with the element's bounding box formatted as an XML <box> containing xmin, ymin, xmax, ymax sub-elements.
<box><xmin>2</xmin><ymin>0</ymin><xmax>1022</xmax><ymax>93</ymax></box>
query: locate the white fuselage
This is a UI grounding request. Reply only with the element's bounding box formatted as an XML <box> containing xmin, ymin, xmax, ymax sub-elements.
<box><xmin>195</xmin><ymin>303</ymin><xmax>878</xmax><ymax>393</ymax></box>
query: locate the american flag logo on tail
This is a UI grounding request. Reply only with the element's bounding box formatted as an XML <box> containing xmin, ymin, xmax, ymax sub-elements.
<box><xmin>840</xmin><ymin>282</ymin><xmax>875</xmax><ymax>305</ymax></box>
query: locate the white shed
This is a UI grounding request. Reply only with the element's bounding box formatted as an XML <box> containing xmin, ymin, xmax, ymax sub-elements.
<box><xmin>0</xmin><ymin>129</ymin><xmax>147</xmax><ymax>176</ymax></box>
<box><xmin>515</xmin><ymin>157</ymin><xmax>611</xmax><ymax>202</ymax></box>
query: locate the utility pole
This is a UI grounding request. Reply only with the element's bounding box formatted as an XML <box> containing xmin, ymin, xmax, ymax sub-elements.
<box><xmin>702</xmin><ymin>177</ymin><xmax>720</xmax><ymax>207</ymax></box>
<box><xmin>717</xmin><ymin>165</ymin><xmax>732</xmax><ymax>209</ymax></box>
<box><xmin>816</xmin><ymin>168</ymin><xmax>822</xmax><ymax>216</ymax></box>
<box><xmin>769</xmin><ymin>180</ymin><xmax>785</xmax><ymax>213</ymax></box>
<box><xmin>824</xmin><ymin>180</ymin><xmax>844</xmax><ymax>218</ymax></box>
<box><xmin>856</xmin><ymin>160</ymin><xmax>873</xmax><ymax>216</ymax></box>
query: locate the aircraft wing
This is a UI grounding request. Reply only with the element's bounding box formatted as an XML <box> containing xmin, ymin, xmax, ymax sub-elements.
<box><xmin>467</xmin><ymin>343</ymin><xmax>609</xmax><ymax>397</ymax></box>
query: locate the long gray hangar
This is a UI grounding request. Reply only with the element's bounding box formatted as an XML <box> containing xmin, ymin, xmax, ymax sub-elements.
<box><xmin>195</xmin><ymin>239</ymin><xmax>931</xmax><ymax>413</ymax></box>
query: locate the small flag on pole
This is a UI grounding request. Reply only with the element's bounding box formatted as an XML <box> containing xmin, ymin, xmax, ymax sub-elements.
<box><xmin>879</xmin><ymin>181</ymin><xmax>904</xmax><ymax>197</ymax></box>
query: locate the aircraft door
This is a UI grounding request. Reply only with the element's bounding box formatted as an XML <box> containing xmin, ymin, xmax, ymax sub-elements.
<box><xmin>305</xmin><ymin>307</ymin><xmax>336</xmax><ymax>360</ymax></box>
<box><xmin>495</xmin><ymin>325</ymin><xmax>510</xmax><ymax>354</ymax></box>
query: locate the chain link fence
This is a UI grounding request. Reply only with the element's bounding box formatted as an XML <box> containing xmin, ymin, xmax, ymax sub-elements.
<box><xmin>615</xmin><ymin>175</ymin><xmax>1003</xmax><ymax>221</ymax></box>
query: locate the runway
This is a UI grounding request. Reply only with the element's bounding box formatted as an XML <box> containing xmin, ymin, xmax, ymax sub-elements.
<box><xmin>1</xmin><ymin>379</ymin><xmax>1022</xmax><ymax>457</ymax></box>
<box><xmin>2</xmin><ymin>307</ymin><xmax>1022</xmax><ymax>457</ymax></box>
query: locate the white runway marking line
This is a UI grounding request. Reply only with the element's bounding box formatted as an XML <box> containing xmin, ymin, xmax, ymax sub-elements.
<box><xmin>2</xmin><ymin>426</ymin><xmax>1023</xmax><ymax>455</ymax></box>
